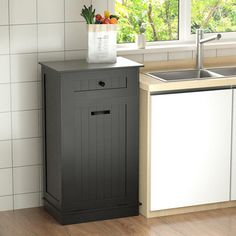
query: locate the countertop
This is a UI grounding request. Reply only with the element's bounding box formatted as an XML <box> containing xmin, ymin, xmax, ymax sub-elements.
<box><xmin>140</xmin><ymin>56</ymin><xmax>236</xmax><ymax>92</ymax></box>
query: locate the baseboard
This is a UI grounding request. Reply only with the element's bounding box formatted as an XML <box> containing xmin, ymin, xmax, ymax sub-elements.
<box><xmin>44</xmin><ymin>200</ymin><xmax>139</xmax><ymax>225</ymax></box>
<box><xmin>143</xmin><ymin>200</ymin><xmax>236</xmax><ymax>218</ymax></box>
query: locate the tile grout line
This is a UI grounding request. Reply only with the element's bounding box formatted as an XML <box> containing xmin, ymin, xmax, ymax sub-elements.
<box><xmin>0</xmin><ymin>136</ymin><xmax>43</xmax><ymax>143</ymax></box>
<box><xmin>0</xmin><ymin>20</ymin><xmax>86</xmax><ymax>27</ymax></box>
<box><xmin>0</xmin><ymin>163</ymin><xmax>42</xmax><ymax>170</ymax></box>
<box><xmin>0</xmin><ymin>48</ymin><xmax>235</xmax><ymax>57</ymax></box>
<box><xmin>36</xmin><ymin>0</ymin><xmax>41</xmax><ymax>208</ymax></box>
<box><xmin>0</xmin><ymin>80</ymin><xmax>40</xmax><ymax>86</ymax></box>
<box><xmin>64</xmin><ymin>0</ymin><xmax>66</xmax><ymax>60</ymax></box>
<box><xmin>0</xmin><ymin>191</ymin><xmax>42</xmax><ymax>199</ymax></box>
<box><xmin>7</xmin><ymin>0</ymin><xmax>15</xmax><ymax>211</ymax></box>
<box><xmin>0</xmin><ymin>108</ymin><xmax>42</xmax><ymax>114</ymax></box>
<box><xmin>0</xmin><ymin>48</ymin><xmax>88</xmax><ymax>57</ymax></box>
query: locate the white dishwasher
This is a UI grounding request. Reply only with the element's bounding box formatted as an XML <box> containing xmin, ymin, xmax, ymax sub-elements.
<box><xmin>150</xmin><ymin>88</ymin><xmax>232</xmax><ymax>211</ymax></box>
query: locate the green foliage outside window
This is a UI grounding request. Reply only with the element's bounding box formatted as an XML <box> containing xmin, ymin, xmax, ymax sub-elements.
<box><xmin>116</xmin><ymin>0</ymin><xmax>179</xmax><ymax>43</ymax></box>
<box><xmin>191</xmin><ymin>0</ymin><xmax>236</xmax><ymax>34</ymax></box>
<box><xmin>115</xmin><ymin>0</ymin><xmax>236</xmax><ymax>44</ymax></box>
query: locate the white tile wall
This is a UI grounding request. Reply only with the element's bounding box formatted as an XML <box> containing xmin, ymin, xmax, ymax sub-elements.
<box><xmin>0</xmin><ymin>196</ymin><xmax>13</xmax><ymax>211</ymax></box>
<box><xmin>0</xmin><ymin>26</ymin><xmax>9</xmax><ymax>54</ymax></box>
<box><xmin>11</xmin><ymin>53</ymin><xmax>38</xmax><ymax>82</ymax></box>
<box><xmin>10</xmin><ymin>25</ymin><xmax>37</xmax><ymax>54</ymax></box>
<box><xmin>0</xmin><ymin>0</ymin><xmax>9</xmax><ymax>25</ymax></box>
<box><xmin>217</xmin><ymin>48</ymin><xmax>236</xmax><ymax>57</ymax></box>
<box><xmin>0</xmin><ymin>0</ymin><xmax>235</xmax><ymax>213</ymax></box>
<box><xmin>168</xmin><ymin>51</ymin><xmax>193</xmax><ymax>61</ymax></box>
<box><xmin>192</xmin><ymin>49</ymin><xmax>217</xmax><ymax>58</ymax></box>
<box><xmin>0</xmin><ymin>168</ymin><xmax>13</xmax><ymax>196</ymax></box>
<box><xmin>65</xmin><ymin>0</ymin><xmax>91</xmax><ymax>22</ymax></box>
<box><xmin>39</xmin><ymin>192</ymin><xmax>43</xmax><ymax>206</ymax></box>
<box><xmin>11</xmin><ymin>82</ymin><xmax>38</xmax><ymax>111</ymax></box>
<box><xmin>38</xmin><ymin>110</ymin><xmax>43</xmax><ymax>137</ymax></box>
<box><xmin>12</xmin><ymin>110</ymin><xmax>39</xmax><ymax>139</ymax></box>
<box><xmin>38</xmin><ymin>51</ymin><xmax>65</xmax><ymax>62</ymax></box>
<box><xmin>37</xmin><ymin>0</ymin><xmax>64</xmax><ymax>23</ymax></box>
<box><xmin>108</xmin><ymin>0</ymin><xmax>115</xmax><ymax>14</ymax></box>
<box><xmin>14</xmin><ymin>192</ymin><xmax>40</xmax><ymax>210</ymax></box>
<box><xmin>0</xmin><ymin>140</ymin><xmax>12</xmax><ymax>168</ymax></box>
<box><xmin>0</xmin><ymin>113</ymin><xmax>11</xmax><ymax>141</ymax></box>
<box><xmin>0</xmin><ymin>84</ymin><xmax>11</xmax><ymax>112</ymax></box>
<box><xmin>38</xmin><ymin>23</ymin><xmax>64</xmax><ymax>52</ymax></box>
<box><xmin>13</xmin><ymin>138</ymin><xmax>42</xmax><ymax>167</ymax></box>
<box><xmin>144</xmin><ymin>53</ymin><xmax>168</xmax><ymax>62</ymax></box>
<box><xmin>9</xmin><ymin>0</ymin><xmax>37</xmax><ymax>24</ymax></box>
<box><xmin>13</xmin><ymin>165</ymin><xmax>40</xmax><ymax>194</ymax></box>
<box><xmin>92</xmin><ymin>0</ymin><xmax>108</xmax><ymax>15</ymax></box>
<box><xmin>65</xmin><ymin>22</ymin><xmax>87</xmax><ymax>50</ymax></box>
<box><xmin>65</xmin><ymin>50</ymin><xmax>87</xmax><ymax>60</ymax></box>
<box><xmin>0</xmin><ymin>55</ymin><xmax>10</xmax><ymax>83</ymax></box>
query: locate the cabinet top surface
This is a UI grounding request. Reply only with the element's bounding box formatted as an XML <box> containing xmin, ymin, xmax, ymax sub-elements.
<box><xmin>39</xmin><ymin>57</ymin><xmax>143</xmax><ymax>73</ymax></box>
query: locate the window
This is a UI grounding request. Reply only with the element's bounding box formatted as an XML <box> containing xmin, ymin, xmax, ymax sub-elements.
<box><xmin>116</xmin><ymin>0</ymin><xmax>179</xmax><ymax>43</ymax></box>
<box><xmin>115</xmin><ymin>0</ymin><xmax>236</xmax><ymax>44</ymax></box>
<box><xmin>191</xmin><ymin>0</ymin><xmax>236</xmax><ymax>34</ymax></box>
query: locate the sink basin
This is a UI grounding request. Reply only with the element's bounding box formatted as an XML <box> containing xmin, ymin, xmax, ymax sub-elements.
<box><xmin>146</xmin><ymin>69</ymin><xmax>223</xmax><ymax>82</ymax></box>
<box><xmin>208</xmin><ymin>67</ymin><xmax>236</xmax><ymax>77</ymax></box>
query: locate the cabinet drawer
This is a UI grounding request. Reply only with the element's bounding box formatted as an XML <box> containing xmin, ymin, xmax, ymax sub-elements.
<box><xmin>66</xmin><ymin>70</ymin><xmax>127</xmax><ymax>92</ymax></box>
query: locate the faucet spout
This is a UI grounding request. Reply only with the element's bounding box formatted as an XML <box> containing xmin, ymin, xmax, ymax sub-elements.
<box><xmin>200</xmin><ymin>34</ymin><xmax>221</xmax><ymax>44</ymax></box>
<box><xmin>196</xmin><ymin>29</ymin><xmax>222</xmax><ymax>71</ymax></box>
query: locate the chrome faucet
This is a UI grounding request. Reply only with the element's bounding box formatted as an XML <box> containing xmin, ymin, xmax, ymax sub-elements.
<box><xmin>196</xmin><ymin>29</ymin><xmax>221</xmax><ymax>70</ymax></box>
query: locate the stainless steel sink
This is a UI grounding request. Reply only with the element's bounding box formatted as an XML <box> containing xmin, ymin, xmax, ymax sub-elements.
<box><xmin>146</xmin><ymin>69</ymin><xmax>223</xmax><ymax>82</ymax></box>
<box><xmin>208</xmin><ymin>67</ymin><xmax>236</xmax><ymax>77</ymax></box>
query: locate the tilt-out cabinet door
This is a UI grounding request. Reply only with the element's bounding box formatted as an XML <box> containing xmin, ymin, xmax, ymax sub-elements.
<box><xmin>60</xmin><ymin>70</ymin><xmax>139</xmax><ymax>212</ymax></box>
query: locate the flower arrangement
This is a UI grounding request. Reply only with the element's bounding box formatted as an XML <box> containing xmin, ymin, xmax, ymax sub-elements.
<box><xmin>81</xmin><ymin>5</ymin><xmax>119</xmax><ymax>24</ymax></box>
<box><xmin>81</xmin><ymin>5</ymin><xmax>118</xmax><ymax>63</ymax></box>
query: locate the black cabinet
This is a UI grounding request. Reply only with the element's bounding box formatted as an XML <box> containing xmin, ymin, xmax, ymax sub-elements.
<box><xmin>41</xmin><ymin>57</ymin><xmax>142</xmax><ymax>224</ymax></box>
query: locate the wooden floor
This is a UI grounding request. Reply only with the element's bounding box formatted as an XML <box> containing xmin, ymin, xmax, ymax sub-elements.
<box><xmin>1</xmin><ymin>207</ymin><xmax>236</xmax><ymax>236</ymax></box>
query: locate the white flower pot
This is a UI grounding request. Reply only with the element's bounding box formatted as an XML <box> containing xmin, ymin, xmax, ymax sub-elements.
<box><xmin>136</xmin><ymin>34</ymin><xmax>146</xmax><ymax>49</ymax></box>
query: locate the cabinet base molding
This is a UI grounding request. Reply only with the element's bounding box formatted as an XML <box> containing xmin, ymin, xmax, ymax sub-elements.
<box><xmin>44</xmin><ymin>200</ymin><xmax>139</xmax><ymax>225</ymax></box>
<box><xmin>141</xmin><ymin>201</ymin><xmax>236</xmax><ymax>218</ymax></box>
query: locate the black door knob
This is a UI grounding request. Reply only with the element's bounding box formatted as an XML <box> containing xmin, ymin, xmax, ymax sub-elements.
<box><xmin>98</xmin><ymin>81</ymin><xmax>106</xmax><ymax>87</ymax></box>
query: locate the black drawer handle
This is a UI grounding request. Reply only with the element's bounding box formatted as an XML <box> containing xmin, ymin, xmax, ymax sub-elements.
<box><xmin>98</xmin><ymin>81</ymin><xmax>106</xmax><ymax>87</ymax></box>
<box><xmin>91</xmin><ymin>110</ymin><xmax>110</xmax><ymax>116</ymax></box>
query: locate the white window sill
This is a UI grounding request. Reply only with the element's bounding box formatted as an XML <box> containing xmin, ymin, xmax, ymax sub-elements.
<box><xmin>117</xmin><ymin>41</ymin><xmax>236</xmax><ymax>56</ymax></box>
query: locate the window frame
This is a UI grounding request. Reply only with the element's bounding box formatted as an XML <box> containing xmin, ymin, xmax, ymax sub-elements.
<box><xmin>115</xmin><ymin>0</ymin><xmax>236</xmax><ymax>47</ymax></box>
